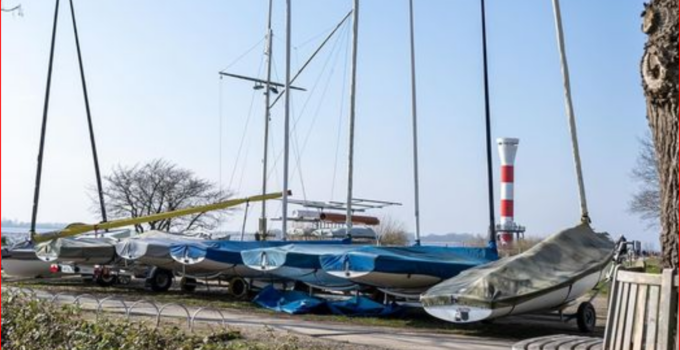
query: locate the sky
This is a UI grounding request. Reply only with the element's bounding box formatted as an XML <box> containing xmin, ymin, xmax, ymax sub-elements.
<box><xmin>1</xmin><ymin>1</ymin><xmax>656</xmax><ymax>247</ymax></box>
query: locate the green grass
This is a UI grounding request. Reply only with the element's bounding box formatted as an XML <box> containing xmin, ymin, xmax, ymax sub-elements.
<box><xmin>645</xmin><ymin>258</ymin><xmax>663</xmax><ymax>274</ymax></box>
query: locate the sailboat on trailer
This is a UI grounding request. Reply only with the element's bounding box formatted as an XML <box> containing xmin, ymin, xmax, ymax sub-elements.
<box><xmin>422</xmin><ymin>0</ymin><xmax>617</xmax><ymax>332</ymax></box>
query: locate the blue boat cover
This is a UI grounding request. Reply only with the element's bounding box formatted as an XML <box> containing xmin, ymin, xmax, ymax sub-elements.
<box><xmin>241</xmin><ymin>244</ymin><xmax>357</xmax><ymax>270</ymax></box>
<box><xmin>254</xmin><ymin>286</ymin><xmax>327</xmax><ymax>315</ymax></box>
<box><xmin>326</xmin><ymin>296</ymin><xmax>402</xmax><ymax>317</ymax></box>
<box><xmin>320</xmin><ymin>246</ymin><xmax>498</xmax><ymax>280</ymax></box>
<box><xmin>171</xmin><ymin>239</ymin><xmax>353</xmax><ymax>266</ymax></box>
<box><xmin>171</xmin><ymin>241</ymin><xmax>285</xmax><ymax>265</ymax></box>
<box><xmin>254</xmin><ymin>286</ymin><xmax>402</xmax><ymax>316</ymax></box>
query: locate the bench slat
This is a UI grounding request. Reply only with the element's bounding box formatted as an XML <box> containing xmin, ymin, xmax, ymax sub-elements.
<box><xmin>632</xmin><ymin>284</ymin><xmax>648</xmax><ymax>350</ymax></box>
<box><xmin>657</xmin><ymin>269</ymin><xmax>674</xmax><ymax>350</ymax></box>
<box><xmin>616</xmin><ymin>270</ymin><xmax>663</xmax><ymax>285</ymax></box>
<box><xmin>512</xmin><ymin>336</ymin><xmax>556</xmax><ymax>350</ymax></box>
<box><xmin>646</xmin><ymin>285</ymin><xmax>660</xmax><ymax>350</ymax></box>
<box><xmin>543</xmin><ymin>335</ymin><xmax>583</xmax><ymax>350</ymax></box>
<box><xmin>555</xmin><ymin>337</ymin><xmax>602</xmax><ymax>350</ymax></box>
<box><xmin>604</xmin><ymin>266</ymin><xmax>623</xmax><ymax>349</ymax></box>
<box><xmin>622</xmin><ymin>283</ymin><xmax>638</xmax><ymax>350</ymax></box>
<box><xmin>614</xmin><ymin>282</ymin><xmax>631</xmax><ymax>349</ymax></box>
<box><xmin>573</xmin><ymin>339</ymin><xmax>604</xmax><ymax>350</ymax></box>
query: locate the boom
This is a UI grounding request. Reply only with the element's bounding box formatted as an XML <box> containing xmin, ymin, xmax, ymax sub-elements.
<box><xmin>32</xmin><ymin>191</ymin><xmax>288</xmax><ymax>244</ymax></box>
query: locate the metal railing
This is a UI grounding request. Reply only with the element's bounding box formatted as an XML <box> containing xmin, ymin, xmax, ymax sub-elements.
<box><xmin>3</xmin><ymin>287</ymin><xmax>229</xmax><ymax>332</ymax></box>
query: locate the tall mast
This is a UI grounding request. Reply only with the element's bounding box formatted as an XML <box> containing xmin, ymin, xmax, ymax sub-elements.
<box><xmin>551</xmin><ymin>0</ymin><xmax>589</xmax><ymax>223</ymax></box>
<box><xmin>281</xmin><ymin>0</ymin><xmax>293</xmax><ymax>240</ymax></box>
<box><xmin>480</xmin><ymin>0</ymin><xmax>497</xmax><ymax>249</ymax></box>
<box><xmin>31</xmin><ymin>0</ymin><xmax>61</xmax><ymax>235</ymax></box>
<box><xmin>345</xmin><ymin>0</ymin><xmax>360</xmax><ymax>235</ymax></box>
<box><xmin>408</xmin><ymin>0</ymin><xmax>422</xmax><ymax>246</ymax></box>
<box><xmin>69</xmin><ymin>0</ymin><xmax>108</xmax><ymax>225</ymax></box>
<box><xmin>260</xmin><ymin>0</ymin><xmax>275</xmax><ymax>238</ymax></box>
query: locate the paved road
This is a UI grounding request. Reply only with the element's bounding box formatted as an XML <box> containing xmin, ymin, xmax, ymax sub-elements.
<box><xmin>5</xmin><ymin>287</ymin><xmax>515</xmax><ymax>350</ymax></box>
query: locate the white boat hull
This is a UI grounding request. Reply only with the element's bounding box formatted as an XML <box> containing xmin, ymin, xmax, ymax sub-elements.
<box><xmin>2</xmin><ymin>259</ymin><xmax>55</xmax><ymax>278</ymax></box>
<box><xmin>424</xmin><ymin>271</ymin><xmax>604</xmax><ymax>323</ymax></box>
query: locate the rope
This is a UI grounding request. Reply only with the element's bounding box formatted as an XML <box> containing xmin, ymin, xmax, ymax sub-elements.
<box><xmin>551</xmin><ymin>0</ymin><xmax>590</xmax><ymax>223</ymax></box>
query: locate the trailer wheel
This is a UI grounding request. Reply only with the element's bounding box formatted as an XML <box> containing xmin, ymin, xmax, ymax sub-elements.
<box><xmin>180</xmin><ymin>277</ymin><xmax>198</xmax><ymax>293</ymax></box>
<box><xmin>96</xmin><ymin>274</ymin><xmax>118</xmax><ymax>287</ymax></box>
<box><xmin>148</xmin><ymin>268</ymin><xmax>174</xmax><ymax>293</ymax></box>
<box><xmin>577</xmin><ymin>302</ymin><xmax>597</xmax><ymax>333</ymax></box>
<box><xmin>228</xmin><ymin>277</ymin><xmax>250</xmax><ymax>300</ymax></box>
<box><xmin>117</xmin><ymin>276</ymin><xmax>132</xmax><ymax>286</ymax></box>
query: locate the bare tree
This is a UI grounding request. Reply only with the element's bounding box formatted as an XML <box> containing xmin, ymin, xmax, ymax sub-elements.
<box><xmin>629</xmin><ymin>134</ymin><xmax>661</xmax><ymax>228</ymax></box>
<box><xmin>376</xmin><ymin>215</ymin><xmax>410</xmax><ymax>247</ymax></box>
<box><xmin>96</xmin><ymin>159</ymin><xmax>232</xmax><ymax>234</ymax></box>
<box><xmin>640</xmin><ymin>0</ymin><xmax>678</xmax><ymax>269</ymax></box>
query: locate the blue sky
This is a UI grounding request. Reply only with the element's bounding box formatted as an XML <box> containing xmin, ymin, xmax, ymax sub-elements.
<box><xmin>1</xmin><ymin>1</ymin><xmax>655</xmax><ymax>246</ymax></box>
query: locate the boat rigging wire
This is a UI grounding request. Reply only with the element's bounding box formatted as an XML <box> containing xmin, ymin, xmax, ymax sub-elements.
<box><xmin>226</xmin><ymin>56</ymin><xmax>266</xmax><ymax>191</ymax></box>
<box><xmin>219</xmin><ymin>36</ymin><xmax>267</xmax><ymax>73</ymax></box>
<box><xmin>265</xmin><ymin>22</ymin><xmax>348</xmax><ymax>185</ymax></box>
<box><xmin>330</xmin><ymin>26</ymin><xmax>352</xmax><ymax>201</ymax></box>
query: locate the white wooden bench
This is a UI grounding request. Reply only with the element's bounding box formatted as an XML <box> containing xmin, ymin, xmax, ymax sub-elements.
<box><xmin>513</xmin><ymin>267</ymin><xmax>678</xmax><ymax>350</ymax></box>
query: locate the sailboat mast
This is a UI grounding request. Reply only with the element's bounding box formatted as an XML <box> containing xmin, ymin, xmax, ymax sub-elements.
<box><xmin>69</xmin><ymin>0</ymin><xmax>108</xmax><ymax>225</ymax></box>
<box><xmin>480</xmin><ymin>0</ymin><xmax>497</xmax><ymax>248</ymax></box>
<box><xmin>346</xmin><ymin>0</ymin><xmax>360</xmax><ymax>235</ymax></box>
<box><xmin>260</xmin><ymin>0</ymin><xmax>274</xmax><ymax>238</ymax></box>
<box><xmin>551</xmin><ymin>0</ymin><xmax>590</xmax><ymax>223</ymax></box>
<box><xmin>281</xmin><ymin>0</ymin><xmax>293</xmax><ymax>240</ymax></box>
<box><xmin>30</xmin><ymin>0</ymin><xmax>61</xmax><ymax>235</ymax></box>
<box><xmin>408</xmin><ymin>0</ymin><xmax>422</xmax><ymax>246</ymax></box>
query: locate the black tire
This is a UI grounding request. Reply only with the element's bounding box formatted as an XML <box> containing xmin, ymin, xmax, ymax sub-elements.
<box><xmin>117</xmin><ymin>275</ymin><xmax>132</xmax><ymax>286</ymax></box>
<box><xmin>96</xmin><ymin>274</ymin><xmax>118</xmax><ymax>288</ymax></box>
<box><xmin>180</xmin><ymin>277</ymin><xmax>198</xmax><ymax>293</ymax></box>
<box><xmin>148</xmin><ymin>268</ymin><xmax>174</xmax><ymax>293</ymax></box>
<box><xmin>228</xmin><ymin>277</ymin><xmax>250</xmax><ymax>300</ymax></box>
<box><xmin>577</xmin><ymin>302</ymin><xmax>597</xmax><ymax>333</ymax></box>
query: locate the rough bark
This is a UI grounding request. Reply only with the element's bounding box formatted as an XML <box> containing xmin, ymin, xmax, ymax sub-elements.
<box><xmin>641</xmin><ymin>0</ymin><xmax>679</xmax><ymax>269</ymax></box>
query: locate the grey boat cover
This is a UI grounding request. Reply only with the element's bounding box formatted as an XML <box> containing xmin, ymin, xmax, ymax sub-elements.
<box><xmin>36</xmin><ymin>237</ymin><xmax>118</xmax><ymax>265</ymax></box>
<box><xmin>115</xmin><ymin>231</ymin><xmax>204</xmax><ymax>264</ymax></box>
<box><xmin>3</xmin><ymin>240</ymin><xmax>39</xmax><ymax>261</ymax></box>
<box><xmin>421</xmin><ymin>223</ymin><xmax>615</xmax><ymax>309</ymax></box>
<box><xmin>35</xmin><ymin>230</ymin><xmax>134</xmax><ymax>265</ymax></box>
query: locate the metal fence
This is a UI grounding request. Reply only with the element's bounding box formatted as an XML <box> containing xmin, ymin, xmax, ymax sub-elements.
<box><xmin>3</xmin><ymin>287</ymin><xmax>228</xmax><ymax>332</ymax></box>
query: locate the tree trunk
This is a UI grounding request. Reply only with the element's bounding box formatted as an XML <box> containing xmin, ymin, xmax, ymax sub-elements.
<box><xmin>641</xmin><ymin>0</ymin><xmax>679</xmax><ymax>269</ymax></box>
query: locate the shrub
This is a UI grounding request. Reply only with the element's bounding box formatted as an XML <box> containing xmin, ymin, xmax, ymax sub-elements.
<box><xmin>0</xmin><ymin>293</ymin><xmax>248</xmax><ymax>350</ymax></box>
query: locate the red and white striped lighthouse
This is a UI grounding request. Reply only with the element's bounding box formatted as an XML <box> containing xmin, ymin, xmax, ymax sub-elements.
<box><xmin>497</xmin><ymin>138</ymin><xmax>524</xmax><ymax>245</ymax></box>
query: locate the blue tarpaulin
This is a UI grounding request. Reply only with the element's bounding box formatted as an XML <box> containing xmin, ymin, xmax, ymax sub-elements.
<box><xmin>320</xmin><ymin>246</ymin><xmax>498</xmax><ymax>288</ymax></box>
<box><xmin>253</xmin><ymin>286</ymin><xmax>403</xmax><ymax>317</ymax></box>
